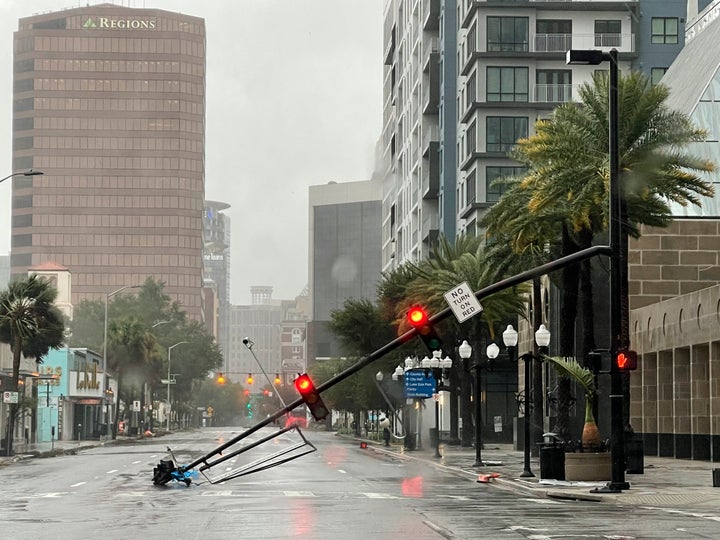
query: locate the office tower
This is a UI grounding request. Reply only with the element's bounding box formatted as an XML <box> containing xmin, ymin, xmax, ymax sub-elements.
<box><xmin>11</xmin><ymin>5</ymin><xmax>206</xmax><ymax>319</ymax></box>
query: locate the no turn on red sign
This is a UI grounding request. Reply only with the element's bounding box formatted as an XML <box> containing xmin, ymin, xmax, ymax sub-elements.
<box><xmin>444</xmin><ymin>281</ymin><xmax>483</xmax><ymax>323</ymax></box>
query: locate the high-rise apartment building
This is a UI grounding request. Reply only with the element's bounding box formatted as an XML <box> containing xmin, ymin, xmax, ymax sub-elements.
<box><xmin>11</xmin><ymin>5</ymin><xmax>206</xmax><ymax>319</ymax></box>
<box><xmin>381</xmin><ymin>1</ymin><xmax>692</xmax><ymax>272</ymax></box>
<box><xmin>203</xmin><ymin>201</ymin><xmax>231</xmax><ymax>359</ymax></box>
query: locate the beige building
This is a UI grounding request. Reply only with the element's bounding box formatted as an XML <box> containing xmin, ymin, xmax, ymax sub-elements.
<box><xmin>10</xmin><ymin>5</ymin><xmax>206</xmax><ymax>319</ymax></box>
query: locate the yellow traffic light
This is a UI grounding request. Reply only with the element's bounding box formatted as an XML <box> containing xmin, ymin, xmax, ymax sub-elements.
<box><xmin>216</xmin><ymin>372</ymin><xmax>226</xmax><ymax>384</ymax></box>
<box><xmin>247</xmin><ymin>374</ymin><xmax>254</xmax><ymax>385</ymax></box>
<box><xmin>274</xmin><ymin>373</ymin><xmax>281</xmax><ymax>385</ymax></box>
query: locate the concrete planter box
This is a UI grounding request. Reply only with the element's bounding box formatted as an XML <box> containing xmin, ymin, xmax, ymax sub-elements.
<box><xmin>564</xmin><ymin>452</ymin><xmax>612</xmax><ymax>481</ymax></box>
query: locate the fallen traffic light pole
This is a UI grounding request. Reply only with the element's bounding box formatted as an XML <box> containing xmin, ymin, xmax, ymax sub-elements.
<box><xmin>153</xmin><ymin>244</ymin><xmax>611</xmax><ymax>486</ymax></box>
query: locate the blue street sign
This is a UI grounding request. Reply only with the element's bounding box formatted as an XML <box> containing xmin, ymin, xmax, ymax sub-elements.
<box><xmin>404</xmin><ymin>369</ymin><xmax>436</xmax><ymax>398</ymax></box>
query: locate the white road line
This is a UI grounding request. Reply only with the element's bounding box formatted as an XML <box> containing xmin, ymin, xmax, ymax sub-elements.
<box><xmin>200</xmin><ymin>490</ymin><xmax>234</xmax><ymax>496</ymax></box>
<box><xmin>283</xmin><ymin>491</ymin><xmax>316</xmax><ymax>497</ymax></box>
<box><xmin>70</xmin><ymin>482</ymin><xmax>86</xmax><ymax>487</ymax></box>
<box><xmin>337</xmin><ymin>469</ymin><xmax>347</xmax><ymax>474</ymax></box>
<box><xmin>132</xmin><ymin>460</ymin><xmax>142</xmax><ymax>464</ymax></box>
<box><xmin>106</xmin><ymin>469</ymin><xmax>119</xmax><ymax>474</ymax></box>
<box><xmin>364</xmin><ymin>493</ymin><xmax>399</xmax><ymax>499</ymax></box>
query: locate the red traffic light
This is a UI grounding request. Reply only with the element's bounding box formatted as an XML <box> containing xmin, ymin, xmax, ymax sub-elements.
<box><xmin>294</xmin><ymin>373</ymin><xmax>329</xmax><ymax>421</ymax></box>
<box><xmin>407</xmin><ymin>306</ymin><xmax>429</xmax><ymax>326</ymax></box>
<box><xmin>615</xmin><ymin>349</ymin><xmax>638</xmax><ymax>371</ymax></box>
<box><xmin>406</xmin><ymin>305</ymin><xmax>443</xmax><ymax>353</ymax></box>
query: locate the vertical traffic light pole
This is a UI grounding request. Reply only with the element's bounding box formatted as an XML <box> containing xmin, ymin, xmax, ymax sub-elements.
<box><xmin>607</xmin><ymin>48</ymin><xmax>629</xmax><ymax>492</ymax></box>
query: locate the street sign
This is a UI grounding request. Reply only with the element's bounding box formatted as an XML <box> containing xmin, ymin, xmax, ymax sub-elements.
<box><xmin>160</xmin><ymin>379</ymin><xmax>176</xmax><ymax>384</ymax></box>
<box><xmin>3</xmin><ymin>391</ymin><xmax>18</xmax><ymax>404</ymax></box>
<box><xmin>133</xmin><ymin>400</ymin><xmax>141</xmax><ymax>412</ymax></box>
<box><xmin>444</xmin><ymin>281</ymin><xmax>483</xmax><ymax>323</ymax></box>
<box><xmin>403</xmin><ymin>370</ymin><xmax>436</xmax><ymax>398</ymax></box>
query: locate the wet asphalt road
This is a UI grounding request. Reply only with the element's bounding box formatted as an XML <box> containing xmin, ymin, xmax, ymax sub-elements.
<box><xmin>1</xmin><ymin>427</ymin><xmax>720</xmax><ymax>539</ymax></box>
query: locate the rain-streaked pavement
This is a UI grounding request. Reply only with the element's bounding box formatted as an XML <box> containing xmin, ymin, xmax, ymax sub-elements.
<box><xmin>2</xmin><ymin>427</ymin><xmax>720</xmax><ymax>539</ymax></box>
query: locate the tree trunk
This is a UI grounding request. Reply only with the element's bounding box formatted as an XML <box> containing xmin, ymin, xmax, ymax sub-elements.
<box><xmin>554</xmin><ymin>224</ymin><xmax>580</xmax><ymax>441</ymax></box>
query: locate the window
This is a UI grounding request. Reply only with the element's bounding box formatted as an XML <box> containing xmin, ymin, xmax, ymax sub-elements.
<box><xmin>536</xmin><ymin>70</ymin><xmax>571</xmax><ymax>102</ymax></box>
<box><xmin>535</xmin><ymin>20</ymin><xmax>572</xmax><ymax>52</ymax></box>
<box><xmin>466</xmin><ymin>170</ymin><xmax>477</xmax><ymax>205</ymax></box>
<box><xmin>595</xmin><ymin>20</ymin><xmax>621</xmax><ymax>47</ymax></box>
<box><xmin>486</xmin><ymin>117</ymin><xmax>528</xmax><ymax>153</ymax></box>
<box><xmin>466</xmin><ymin>121</ymin><xmax>477</xmax><ymax>155</ymax></box>
<box><xmin>487</xmin><ymin>16</ymin><xmax>529</xmax><ymax>52</ymax></box>
<box><xmin>486</xmin><ymin>166</ymin><xmax>527</xmax><ymax>202</ymax></box>
<box><xmin>652</xmin><ymin>18</ymin><xmax>678</xmax><ymax>44</ymax></box>
<box><xmin>466</xmin><ymin>71</ymin><xmax>476</xmax><ymax>108</ymax></box>
<box><xmin>487</xmin><ymin>67</ymin><xmax>528</xmax><ymax>102</ymax></box>
<box><xmin>466</xmin><ymin>22</ymin><xmax>477</xmax><ymax>58</ymax></box>
<box><xmin>651</xmin><ymin>67</ymin><xmax>668</xmax><ymax>85</ymax></box>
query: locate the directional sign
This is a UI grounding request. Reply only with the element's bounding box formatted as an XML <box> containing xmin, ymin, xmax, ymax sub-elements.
<box><xmin>444</xmin><ymin>281</ymin><xmax>483</xmax><ymax>323</ymax></box>
<box><xmin>3</xmin><ymin>391</ymin><xmax>19</xmax><ymax>404</ymax></box>
<box><xmin>403</xmin><ymin>370</ymin><xmax>436</xmax><ymax>399</ymax></box>
<box><xmin>160</xmin><ymin>379</ymin><xmax>176</xmax><ymax>384</ymax></box>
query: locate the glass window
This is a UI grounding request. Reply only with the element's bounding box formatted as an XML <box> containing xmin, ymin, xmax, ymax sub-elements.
<box><xmin>466</xmin><ymin>170</ymin><xmax>476</xmax><ymax>205</ymax></box>
<box><xmin>487</xmin><ymin>16</ymin><xmax>529</xmax><ymax>52</ymax></box>
<box><xmin>487</xmin><ymin>67</ymin><xmax>528</xmax><ymax>102</ymax></box>
<box><xmin>466</xmin><ymin>121</ymin><xmax>476</xmax><ymax>155</ymax></box>
<box><xmin>486</xmin><ymin>117</ymin><xmax>528</xmax><ymax>153</ymax></box>
<box><xmin>595</xmin><ymin>20</ymin><xmax>621</xmax><ymax>47</ymax></box>
<box><xmin>651</xmin><ymin>18</ymin><xmax>678</xmax><ymax>44</ymax></box>
<box><xmin>651</xmin><ymin>67</ymin><xmax>668</xmax><ymax>85</ymax></box>
<box><xmin>486</xmin><ymin>166</ymin><xmax>527</xmax><ymax>202</ymax></box>
<box><xmin>466</xmin><ymin>71</ymin><xmax>476</xmax><ymax>108</ymax></box>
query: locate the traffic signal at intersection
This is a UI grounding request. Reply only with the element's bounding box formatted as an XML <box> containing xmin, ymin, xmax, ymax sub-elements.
<box><xmin>294</xmin><ymin>373</ymin><xmax>329</xmax><ymax>421</ymax></box>
<box><xmin>407</xmin><ymin>305</ymin><xmax>443</xmax><ymax>353</ymax></box>
<box><xmin>615</xmin><ymin>349</ymin><xmax>638</xmax><ymax>371</ymax></box>
<box><xmin>216</xmin><ymin>372</ymin><xmax>226</xmax><ymax>385</ymax></box>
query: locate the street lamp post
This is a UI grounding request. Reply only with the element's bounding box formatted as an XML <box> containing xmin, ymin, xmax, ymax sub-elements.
<box><xmin>167</xmin><ymin>341</ymin><xmax>189</xmax><ymax>431</ymax></box>
<box><xmin>458</xmin><ymin>340</ymin><xmax>483</xmax><ymax>466</ymax></box>
<box><xmin>421</xmin><ymin>351</ymin><xmax>452</xmax><ymax>459</ymax></box>
<box><xmin>0</xmin><ymin>169</ymin><xmax>43</xmax><ymax>184</ymax></box>
<box><xmin>567</xmin><ymin>48</ymin><xmax>628</xmax><ymax>492</ymax></box>
<box><xmin>103</xmin><ymin>284</ymin><xmax>141</xmax><ymax>439</ymax></box>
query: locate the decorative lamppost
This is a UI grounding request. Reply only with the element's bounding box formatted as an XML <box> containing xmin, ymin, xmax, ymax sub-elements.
<box><xmin>422</xmin><ymin>351</ymin><xmax>452</xmax><ymax>458</ymax></box>
<box><xmin>458</xmin><ymin>340</ymin><xmax>484</xmax><ymax>466</ymax></box>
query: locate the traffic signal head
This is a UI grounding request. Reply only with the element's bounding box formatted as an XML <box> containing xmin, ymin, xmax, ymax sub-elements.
<box><xmin>216</xmin><ymin>372</ymin><xmax>226</xmax><ymax>385</ymax></box>
<box><xmin>247</xmin><ymin>374</ymin><xmax>254</xmax><ymax>385</ymax></box>
<box><xmin>615</xmin><ymin>349</ymin><xmax>638</xmax><ymax>371</ymax></box>
<box><xmin>294</xmin><ymin>373</ymin><xmax>329</xmax><ymax>421</ymax></box>
<box><xmin>275</xmin><ymin>374</ymin><xmax>281</xmax><ymax>385</ymax></box>
<box><xmin>406</xmin><ymin>305</ymin><xmax>443</xmax><ymax>353</ymax></box>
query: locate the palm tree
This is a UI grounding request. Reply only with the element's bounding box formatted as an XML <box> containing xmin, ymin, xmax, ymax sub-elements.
<box><xmin>482</xmin><ymin>70</ymin><xmax>715</xmax><ymax>439</ymax></box>
<box><xmin>0</xmin><ymin>275</ymin><xmax>65</xmax><ymax>455</ymax></box>
<box><xmin>107</xmin><ymin>316</ymin><xmax>156</xmax><ymax>438</ymax></box>
<box><xmin>403</xmin><ymin>235</ymin><xmax>529</xmax><ymax>446</ymax></box>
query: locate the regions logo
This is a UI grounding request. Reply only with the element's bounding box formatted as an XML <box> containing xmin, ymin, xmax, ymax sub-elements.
<box><xmin>82</xmin><ymin>17</ymin><xmax>156</xmax><ymax>29</ymax></box>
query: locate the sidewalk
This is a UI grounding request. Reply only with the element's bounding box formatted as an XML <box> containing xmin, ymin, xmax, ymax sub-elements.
<box><xmin>361</xmin><ymin>437</ymin><xmax>720</xmax><ymax>508</ymax></box>
<box><xmin>0</xmin><ymin>435</ymin><xmax>151</xmax><ymax>465</ymax></box>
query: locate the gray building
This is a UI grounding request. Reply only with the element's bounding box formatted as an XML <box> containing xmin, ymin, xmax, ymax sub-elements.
<box><xmin>203</xmin><ymin>201</ymin><xmax>231</xmax><ymax>366</ymax></box>
<box><xmin>308</xmin><ymin>180</ymin><xmax>383</xmax><ymax>363</ymax></box>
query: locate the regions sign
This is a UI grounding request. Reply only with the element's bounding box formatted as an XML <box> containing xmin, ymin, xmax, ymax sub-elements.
<box><xmin>403</xmin><ymin>369</ymin><xmax>436</xmax><ymax>399</ymax></box>
<box><xmin>83</xmin><ymin>17</ymin><xmax>157</xmax><ymax>30</ymax></box>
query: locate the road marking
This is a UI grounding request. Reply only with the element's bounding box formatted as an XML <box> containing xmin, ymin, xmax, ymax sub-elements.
<box><xmin>132</xmin><ymin>460</ymin><xmax>142</xmax><ymax>464</ymax></box>
<box><xmin>70</xmin><ymin>482</ymin><xmax>86</xmax><ymax>487</ymax></box>
<box><xmin>337</xmin><ymin>469</ymin><xmax>347</xmax><ymax>474</ymax></box>
<box><xmin>200</xmin><ymin>490</ymin><xmax>234</xmax><ymax>497</ymax></box>
<box><xmin>116</xmin><ymin>491</ymin><xmax>147</xmax><ymax>497</ymax></box>
<box><xmin>364</xmin><ymin>492</ymin><xmax>399</xmax><ymax>499</ymax></box>
<box><xmin>30</xmin><ymin>493</ymin><xmax>68</xmax><ymax>498</ymax></box>
<box><xmin>283</xmin><ymin>491</ymin><xmax>316</xmax><ymax>497</ymax></box>
<box><xmin>106</xmin><ymin>469</ymin><xmax>119</xmax><ymax>474</ymax></box>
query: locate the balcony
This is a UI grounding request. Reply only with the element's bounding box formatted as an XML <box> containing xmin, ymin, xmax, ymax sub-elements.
<box><xmin>422</xmin><ymin>212</ymin><xmax>439</xmax><ymax>244</ymax></box>
<box><xmin>422</xmin><ymin>0</ymin><xmax>440</xmax><ymax>31</ymax></box>
<box><xmin>534</xmin><ymin>33</ymin><xmax>572</xmax><ymax>53</ymax></box>
<box><xmin>422</xmin><ymin>124</ymin><xmax>440</xmax><ymax>157</ymax></box>
<box><xmin>422</xmin><ymin>53</ymin><xmax>440</xmax><ymax>115</ymax></box>
<box><xmin>533</xmin><ymin>84</ymin><xmax>574</xmax><ymax>103</ymax></box>
<box><xmin>421</xmin><ymin>142</ymin><xmax>440</xmax><ymax>200</ymax></box>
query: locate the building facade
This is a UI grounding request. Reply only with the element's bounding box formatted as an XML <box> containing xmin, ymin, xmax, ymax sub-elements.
<box><xmin>10</xmin><ymin>5</ymin><xmax>206</xmax><ymax>320</ymax></box>
<box><xmin>203</xmin><ymin>201</ymin><xmax>231</xmax><ymax>362</ymax></box>
<box><xmin>307</xmin><ymin>180</ymin><xmax>383</xmax><ymax>363</ymax></box>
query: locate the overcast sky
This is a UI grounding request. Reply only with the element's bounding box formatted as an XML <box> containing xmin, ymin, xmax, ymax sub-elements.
<box><xmin>0</xmin><ymin>0</ymin><xmax>384</xmax><ymax>305</ymax></box>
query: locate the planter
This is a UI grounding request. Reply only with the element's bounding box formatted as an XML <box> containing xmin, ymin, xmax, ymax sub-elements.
<box><xmin>564</xmin><ymin>451</ymin><xmax>611</xmax><ymax>481</ymax></box>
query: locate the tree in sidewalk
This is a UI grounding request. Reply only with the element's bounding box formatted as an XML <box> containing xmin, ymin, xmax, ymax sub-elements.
<box><xmin>0</xmin><ymin>275</ymin><xmax>65</xmax><ymax>455</ymax></box>
<box><xmin>483</xmin><ymin>70</ymin><xmax>715</xmax><ymax>439</ymax></box>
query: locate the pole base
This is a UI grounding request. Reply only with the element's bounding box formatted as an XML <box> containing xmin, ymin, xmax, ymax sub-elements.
<box><xmin>473</xmin><ymin>460</ymin><xmax>486</xmax><ymax>467</ymax></box>
<box><xmin>520</xmin><ymin>469</ymin><xmax>535</xmax><ymax>478</ymax></box>
<box><xmin>590</xmin><ymin>481</ymin><xmax>629</xmax><ymax>494</ymax></box>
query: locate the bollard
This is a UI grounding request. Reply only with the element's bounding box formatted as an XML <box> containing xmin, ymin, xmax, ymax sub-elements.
<box><xmin>713</xmin><ymin>468</ymin><xmax>720</xmax><ymax>487</ymax></box>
